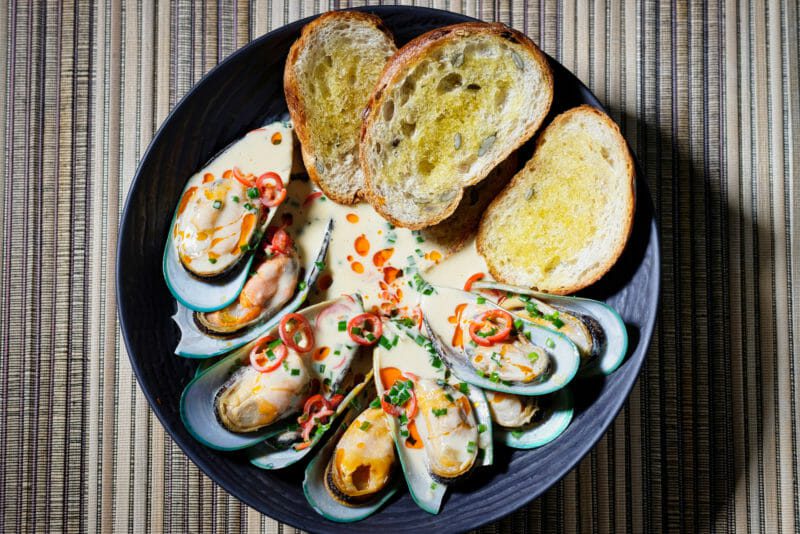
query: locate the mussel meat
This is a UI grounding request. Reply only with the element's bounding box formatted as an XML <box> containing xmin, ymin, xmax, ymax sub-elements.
<box><xmin>216</xmin><ymin>351</ymin><xmax>311</xmax><ymax>433</ymax></box>
<box><xmin>325</xmin><ymin>407</ymin><xmax>396</xmax><ymax>505</ymax></box>
<box><xmin>415</xmin><ymin>378</ymin><xmax>479</xmax><ymax>482</ymax></box>
<box><xmin>196</xmin><ymin>246</ymin><xmax>300</xmax><ymax>335</ymax></box>
<box><xmin>458</xmin><ymin>303</ymin><xmax>550</xmax><ymax>383</ymax></box>
<box><xmin>484</xmin><ymin>390</ymin><xmax>539</xmax><ymax>428</ymax></box>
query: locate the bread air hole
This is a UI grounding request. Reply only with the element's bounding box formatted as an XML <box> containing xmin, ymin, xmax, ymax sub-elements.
<box><xmin>382</xmin><ymin>100</ymin><xmax>394</xmax><ymax>121</ymax></box>
<box><xmin>437</xmin><ymin>72</ymin><xmax>463</xmax><ymax>93</ymax></box>
<box><xmin>397</xmin><ymin>80</ymin><xmax>414</xmax><ymax>106</ymax></box>
<box><xmin>418</xmin><ymin>158</ymin><xmax>434</xmax><ymax>175</ymax></box>
<box><xmin>400</xmin><ymin>120</ymin><xmax>416</xmax><ymax>137</ymax></box>
<box><xmin>600</xmin><ymin>147</ymin><xmax>613</xmax><ymax>165</ymax></box>
<box><xmin>495</xmin><ymin>86</ymin><xmax>509</xmax><ymax>107</ymax></box>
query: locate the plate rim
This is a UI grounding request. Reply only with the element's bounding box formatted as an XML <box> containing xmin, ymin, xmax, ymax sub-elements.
<box><xmin>116</xmin><ymin>5</ymin><xmax>661</xmax><ymax>532</ymax></box>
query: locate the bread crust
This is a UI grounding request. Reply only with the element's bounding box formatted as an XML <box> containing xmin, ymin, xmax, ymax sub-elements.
<box><xmin>360</xmin><ymin>22</ymin><xmax>554</xmax><ymax>229</ymax></box>
<box><xmin>476</xmin><ymin>105</ymin><xmax>636</xmax><ymax>295</ymax></box>
<box><xmin>284</xmin><ymin>11</ymin><xmax>396</xmax><ymax>204</ymax></box>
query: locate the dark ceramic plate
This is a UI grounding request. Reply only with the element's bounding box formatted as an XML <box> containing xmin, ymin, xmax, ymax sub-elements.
<box><xmin>117</xmin><ymin>6</ymin><xmax>659</xmax><ymax>533</ymax></box>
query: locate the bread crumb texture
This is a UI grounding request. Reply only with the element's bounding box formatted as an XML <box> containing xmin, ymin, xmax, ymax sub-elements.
<box><xmin>294</xmin><ymin>21</ymin><xmax>395</xmax><ymax>177</ymax></box>
<box><xmin>481</xmin><ymin>108</ymin><xmax>632</xmax><ymax>292</ymax></box>
<box><xmin>365</xmin><ymin>33</ymin><xmax>549</xmax><ymax>211</ymax></box>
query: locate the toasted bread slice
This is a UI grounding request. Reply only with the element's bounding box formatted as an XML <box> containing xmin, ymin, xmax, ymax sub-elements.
<box><xmin>477</xmin><ymin>105</ymin><xmax>635</xmax><ymax>294</ymax></box>
<box><xmin>360</xmin><ymin>22</ymin><xmax>553</xmax><ymax>229</ymax></box>
<box><xmin>284</xmin><ymin>12</ymin><xmax>396</xmax><ymax>204</ymax></box>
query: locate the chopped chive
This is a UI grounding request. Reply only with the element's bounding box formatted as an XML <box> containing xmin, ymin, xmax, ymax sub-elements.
<box><xmin>379</xmin><ymin>336</ymin><xmax>393</xmax><ymax>350</ymax></box>
<box><xmin>290</xmin><ymin>368</ymin><xmax>300</xmax><ymax>376</ymax></box>
<box><xmin>298</xmin><ymin>281</ymin><xmax>307</xmax><ymax>290</ymax></box>
<box><xmin>476</xmin><ymin>296</ymin><xmax>486</xmax><ymax>304</ymax></box>
<box><xmin>231</xmin><ymin>195</ymin><xmax>239</xmax><ymax>203</ymax></box>
<box><xmin>466</xmin><ymin>441</ymin><xmax>477</xmax><ymax>453</ymax></box>
<box><xmin>370</xmin><ymin>398</ymin><xmax>381</xmax><ymax>409</ymax></box>
<box><xmin>359</xmin><ymin>421</ymin><xmax>371</xmax><ymax>431</ymax></box>
<box><xmin>478</xmin><ymin>423</ymin><xmax>487</xmax><ymax>433</ymax></box>
<box><xmin>366</xmin><ymin>333</ymin><xmax>376</xmax><ymax>342</ymax></box>
<box><xmin>432</xmin><ymin>408</ymin><xmax>448</xmax><ymax>417</ymax></box>
<box><xmin>416</xmin><ymin>236</ymin><xmax>425</xmax><ymax>243</ymax></box>
<box><xmin>489</xmin><ymin>372</ymin><xmax>501</xmax><ymax>383</ymax></box>
<box><xmin>458</xmin><ymin>383</ymin><xmax>470</xmax><ymax>394</ymax></box>
<box><xmin>513</xmin><ymin>318</ymin><xmax>524</xmax><ymax>331</ymax></box>
<box><xmin>247</xmin><ymin>187</ymin><xmax>259</xmax><ymax>199</ymax></box>
<box><xmin>444</xmin><ymin>393</ymin><xmax>455</xmax><ymax>403</ymax></box>
<box><xmin>511</xmin><ymin>430</ymin><xmax>524</xmax><ymax>439</ymax></box>
<box><xmin>430</xmin><ymin>482</ymin><xmax>438</xmax><ymax>490</ymax></box>
<box><xmin>315</xmin><ymin>260</ymin><xmax>326</xmax><ymax>270</ymax></box>
<box><xmin>400</xmin><ymin>429</ymin><xmax>409</xmax><ymax>437</ymax></box>
<box><xmin>350</xmin><ymin>326</ymin><xmax>362</xmax><ymax>336</ymax></box>
<box><xmin>337</xmin><ymin>320</ymin><xmax>346</xmax><ymax>332</ymax></box>
<box><xmin>208</xmin><ymin>257</ymin><xmax>217</xmax><ymax>264</ymax></box>
<box><xmin>528</xmin><ymin>352</ymin><xmax>540</xmax><ymax>363</ymax></box>
<box><xmin>318</xmin><ymin>364</ymin><xmax>326</xmax><ymax>374</ymax></box>
<box><xmin>268</xmin><ymin>338</ymin><xmax>282</xmax><ymax>349</ymax></box>
<box><xmin>546</xmin><ymin>338</ymin><xmax>555</xmax><ymax>349</ymax></box>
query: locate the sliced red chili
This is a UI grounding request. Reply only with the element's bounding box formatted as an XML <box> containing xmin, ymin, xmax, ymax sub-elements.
<box><xmin>279</xmin><ymin>313</ymin><xmax>315</xmax><ymax>353</ymax></box>
<box><xmin>302</xmin><ymin>191</ymin><xmax>323</xmax><ymax>208</ymax></box>
<box><xmin>347</xmin><ymin>313</ymin><xmax>383</xmax><ymax>345</ymax></box>
<box><xmin>463</xmin><ymin>272</ymin><xmax>485</xmax><ymax>292</ymax></box>
<box><xmin>257</xmin><ymin>172</ymin><xmax>286</xmax><ymax>207</ymax></box>
<box><xmin>232</xmin><ymin>166</ymin><xmax>255</xmax><ymax>188</ymax></box>
<box><xmin>249</xmin><ymin>335</ymin><xmax>288</xmax><ymax>372</ymax></box>
<box><xmin>468</xmin><ymin>309</ymin><xmax>514</xmax><ymax>347</ymax></box>
<box><xmin>269</xmin><ymin>228</ymin><xmax>293</xmax><ymax>255</ymax></box>
<box><xmin>296</xmin><ymin>393</ymin><xmax>339</xmax><ymax>446</ymax></box>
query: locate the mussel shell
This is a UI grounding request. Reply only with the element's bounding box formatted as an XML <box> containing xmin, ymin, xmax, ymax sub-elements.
<box><xmin>194</xmin><ymin>253</ymin><xmax>301</xmax><ymax>336</ymax></box>
<box><xmin>180</xmin><ymin>297</ymin><xmax>364</xmax><ymax>451</ymax></box>
<box><xmin>248</xmin><ymin>370</ymin><xmax>374</xmax><ymax>470</ymax></box>
<box><xmin>163</xmin><ymin>121</ymin><xmax>293</xmax><ymax>312</ymax></box>
<box><xmin>472</xmin><ymin>280</ymin><xmax>627</xmax><ymax>376</ymax></box>
<box><xmin>494</xmin><ymin>388</ymin><xmax>574</xmax><ymax>449</ymax></box>
<box><xmin>421</xmin><ymin>285</ymin><xmax>580</xmax><ymax>396</ymax></box>
<box><xmin>172</xmin><ymin>218</ymin><xmax>332</xmax><ymax>358</ymax></box>
<box><xmin>371</xmin><ymin>322</ymin><xmax>494</xmax><ymax>514</ymax></box>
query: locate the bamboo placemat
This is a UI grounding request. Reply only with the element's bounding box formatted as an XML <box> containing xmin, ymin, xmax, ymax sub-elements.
<box><xmin>1</xmin><ymin>1</ymin><xmax>798</xmax><ymax>532</ymax></box>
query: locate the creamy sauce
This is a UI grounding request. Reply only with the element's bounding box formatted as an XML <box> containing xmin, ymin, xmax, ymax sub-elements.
<box><xmin>173</xmin><ymin>123</ymin><xmax>293</xmax><ymax>275</ymax></box>
<box><xmin>273</xmin><ymin>182</ymin><xmax>491</xmax><ymax>326</ymax></box>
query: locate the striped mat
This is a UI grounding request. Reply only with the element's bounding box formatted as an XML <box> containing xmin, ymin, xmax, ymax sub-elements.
<box><xmin>1</xmin><ymin>1</ymin><xmax>798</xmax><ymax>532</ymax></box>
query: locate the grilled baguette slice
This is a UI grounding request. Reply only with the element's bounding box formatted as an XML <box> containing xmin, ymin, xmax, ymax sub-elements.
<box><xmin>361</xmin><ymin>23</ymin><xmax>553</xmax><ymax>229</ymax></box>
<box><xmin>284</xmin><ymin>12</ymin><xmax>396</xmax><ymax>204</ymax></box>
<box><xmin>477</xmin><ymin>105</ymin><xmax>635</xmax><ymax>295</ymax></box>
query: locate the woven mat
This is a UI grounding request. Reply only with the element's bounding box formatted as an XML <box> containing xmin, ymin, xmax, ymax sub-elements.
<box><xmin>2</xmin><ymin>1</ymin><xmax>798</xmax><ymax>532</ymax></box>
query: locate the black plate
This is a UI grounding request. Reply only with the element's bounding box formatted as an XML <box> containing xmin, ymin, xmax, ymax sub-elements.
<box><xmin>117</xmin><ymin>6</ymin><xmax>660</xmax><ymax>533</ymax></box>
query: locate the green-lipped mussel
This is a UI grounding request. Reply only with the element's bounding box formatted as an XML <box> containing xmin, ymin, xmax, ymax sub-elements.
<box><xmin>471</xmin><ymin>280</ymin><xmax>627</xmax><ymax>376</ymax></box>
<box><xmin>421</xmin><ymin>285</ymin><xmax>580</xmax><ymax>396</ymax></box>
<box><xmin>163</xmin><ymin>122</ymin><xmax>293</xmax><ymax>312</ymax></box>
